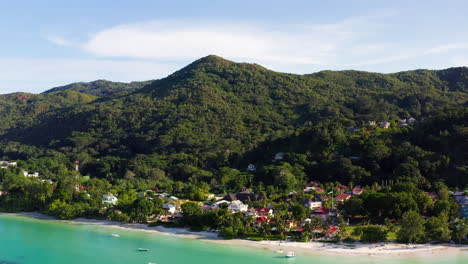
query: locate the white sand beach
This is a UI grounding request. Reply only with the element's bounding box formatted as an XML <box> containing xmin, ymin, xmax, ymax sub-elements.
<box><xmin>6</xmin><ymin>212</ymin><xmax>468</xmax><ymax>258</ymax></box>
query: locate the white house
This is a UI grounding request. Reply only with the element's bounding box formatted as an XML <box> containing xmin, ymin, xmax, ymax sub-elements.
<box><xmin>379</xmin><ymin>121</ymin><xmax>391</xmax><ymax>129</ymax></box>
<box><xmin>211</xmin><ymin>200</ymin><xmax>230</xmax><ymax>209</ymax></box>
<box><xmin>102</xmin><ymin>194</ymin><xmax>118</xmax><ymax>205</ymax></box>
<box><xmin>247</xmin><ymin>164</ymin><xmax>256</xmax><ymax>172</ymax></box>
<box><xmin>408</xmin><ymin>117</ymin><xmax>416</xmax><ymax>125</ymax></box>
<box><xmin>274</xmin><ymin>152</ymin><xmax>285</xmax><ymax>161</ymax></box>
<box><xmin>168</xmin><ymin>196</ymin><xmax>179</xmax><ymax>201</ymax></box>
<box><xmin>163</xmin><ymin>203</ymin><xmax>177</xmax><ymax>214</ymax></box>
<box><xmin>228</xmin><ymin>200</ymin><xmax>248</xmax><ymax>213</ymax></box>
<box><xmin>22</xmin><ymin>171</ymin><xmax>39</xmax><ymax>178</ymax></box>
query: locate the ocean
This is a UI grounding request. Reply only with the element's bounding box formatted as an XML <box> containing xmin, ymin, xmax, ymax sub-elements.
<box><xmin>0</xmin><ymin>214</ymin><xmax>466</xmax><ymax>264</ymax></box>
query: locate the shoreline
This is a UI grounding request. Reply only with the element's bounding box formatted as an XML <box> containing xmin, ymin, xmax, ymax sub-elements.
<box><xmin>2</xmin><ymin>212</ymin><xmax>467</xmax><ymax>259</ymax></box>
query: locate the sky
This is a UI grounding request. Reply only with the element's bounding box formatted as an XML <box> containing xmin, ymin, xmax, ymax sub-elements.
<box><xmin>1</xmin><ymin>0</ymin><xmax>468</xmax><ymax>93</ymax></box>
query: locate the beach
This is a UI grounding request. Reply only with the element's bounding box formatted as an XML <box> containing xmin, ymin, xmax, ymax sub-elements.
<box><xmin>10</xmin><ymin>212</ymin><xmax>466</xmax><ymax>259</ymax></box>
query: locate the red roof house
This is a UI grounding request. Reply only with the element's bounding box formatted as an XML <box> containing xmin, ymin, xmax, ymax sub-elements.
<box><xmin>335</xmin><ymin>193</ymin><xmax>352</xmax><ymax>202</ymax></box>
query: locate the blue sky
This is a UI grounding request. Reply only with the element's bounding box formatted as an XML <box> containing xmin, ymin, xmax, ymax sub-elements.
<box><xmin>1</xmin><ymin>0</ymin><xmax>468</xmax><ymax>93</ymax></box>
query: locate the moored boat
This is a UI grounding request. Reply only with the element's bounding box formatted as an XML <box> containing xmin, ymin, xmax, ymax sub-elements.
<box><xmin>285</xmin><ymin>251</ymin><xmax>296</xmax><ymax>258</ymax></box>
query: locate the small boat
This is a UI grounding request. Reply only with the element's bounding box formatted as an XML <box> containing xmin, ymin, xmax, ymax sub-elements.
<box><xmin>274</xmin><ymin>250</ymin><xmax>284</xmax><ymax>254</ymax></box>
<box><xmin>138</xmin><ymin>248</ymin><xmax>150</xmax><ymax>251</ymax></box>
<box><xmin>111</xmin><ymin>234</ymin><xmax>120</xmax><ymax>237</ymax></box>
<box><xmin>285</xmin><ymin>251</ymin><xmax>296</xmax><ymax>258</ymax></box>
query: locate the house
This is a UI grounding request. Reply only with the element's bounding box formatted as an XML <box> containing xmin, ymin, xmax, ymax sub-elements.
<box><xmin>247</xmin><ymin>164</ymin><xmax>256</xmax><ymax>172</ymax></box>
<box><xmin>102</xmin><ymin>194</ymin><xmax>118</xmax><ymax>205</ymax></box>
<box><xmin>163</xmin><ymin>203</ymin><xmax>177</xmax><ymax>214</ymax></box>
<box><xmin>204</xmin><ymin>193</ymin><xmax>215</xmax><ymax>200</ymax></box>
<box><xmin>335</xmin><ymin>193</ymin><xmax>352</xmax><ymax>203</ymax></box>
<box><xmin>22</xmin><ymin>171</ymin><xmax>39</xmax><ymax>178</ymax></box>
<box><xmin>304</xmin><ymin>186</ymin><xmax>325</xmax><ymax>193</ymax></box>
<box><xmin>41</xmin><ymin>179</ymin><xmax>54</xmax><ymax>184</ymax></box>
<box><xmin>313</xmin><ymin>225</ymin><xmax>340</xmax><ymax>237</ymax></box>
<box><xmin>408</xmin><ymin>117</ymin><xmax>416</xmax><ymax>125</ymax></box>
<box><xmin>398</xmin><ymin>119</ymin><xmax>409</xmax><ymax>127</ymax></box>
<box><xmin>211</xmin><ymin>200</ymin><xmax>230</xmax><ymax>210</ymax></box>
<box><xmin>227</xmin><ymin>200</ymin><xmax>248</xmax><ymax>213</ymax></box>
<box><xmin>352</xmin><ymin>187</ymin><xmax>363</xmax><ymax>195</ymax></box>
<box><xmin>348</xmin><ymin>126</ymin><xmax>360</xmax><ymax>132</ymax></box>
<box><xmin>74</xmin><ymin>185</ymin><xmax>87</xmax><ymax>192</ymax></box>
<box><xmin>379</xmin><ymin>121</ymin><xmax>391</xmax><ymax>129</ymax></box>
<box><xmin>168</xmin><ymin>196</ymin><xmax>179</xmax><ymax>201</ymax></box>
<box><xmin>222</xmin><ymin>193</ymin><xmax>238</xmax><ymax>202</ymax></box>
<box><xmin>366</xmin><ymin>121</ymin><xmax>377</xmax><ymax>126</ymax></box>
<box><xmin>310</xmin><ymin>207</ymin><xmax>329</xmax><ymax>220</ymax></box>
<box><xmin>304</xmin><ymin>197</ymin><xmax>322</xmax><ymax>209</ymax></box>
<box><xmin>157</xmin><ymin>193</ymin><xmax>170</xmax><ymax>198</ymax></box>
<box><xmin>256</xmin><ymin>208</ymin><xmax>274</xmax><ymax>216</ymax></box>
<box><xmin>236</xmin><ymin>188</ymin><xmax>259</xmax><ymax>202</ymax></box>
<box><xmin>0</xmin><ymin>191</ymin><xmax>7</xmax><ymax>196</ymax></box>
<box><xmin>274</xmin><ymin>152</ymin><xmax>285</xmax><ymax>161</ymax></box>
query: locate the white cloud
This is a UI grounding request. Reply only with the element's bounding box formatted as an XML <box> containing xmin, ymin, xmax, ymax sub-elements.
<box><xmin>425</xmin><ymin>43</ymin><xmax>468</xmax><ymax>55</ymax></box>
<box><xmin>45</xmin><ymin>35</ymin><xmax>76</xmax><ymax>47</ymax></box>
<box><xmin>0</xmin><ymin>58</ymin><xmax>180</xmax><ymax>94</ymax></box>
<box><xmin>79</xmin><ymin>15</ymin><xmax>398</xmax><ymax>71</ymax></box>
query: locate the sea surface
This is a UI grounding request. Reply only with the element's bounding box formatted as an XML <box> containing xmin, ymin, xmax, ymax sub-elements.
<box><xmin>0</xmin><ymin>214</ymin><xmax>466</xmax><ymax>264</ymax></box>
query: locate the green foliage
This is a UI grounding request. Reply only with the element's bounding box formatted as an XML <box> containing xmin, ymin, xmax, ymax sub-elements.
<box><xmin>360</xmin><ymin>226</ymin><xmax>388</xmax><ymax>242</ymax></box>
<box><xmin>397</xmin><ymin>211</ymin><xmax>426</xmax><ymax>243</ymax></box>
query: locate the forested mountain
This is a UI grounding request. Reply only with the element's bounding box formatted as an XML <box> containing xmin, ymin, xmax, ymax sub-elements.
<box><xmin>43</xmin><ymin>79</ymin><xmax>153</xmax><ymax>97</ymax></box>
<box><xmin>0</xmin><ymin>55</ymin><xmax>467</xmax><ymax>188</ymax></box>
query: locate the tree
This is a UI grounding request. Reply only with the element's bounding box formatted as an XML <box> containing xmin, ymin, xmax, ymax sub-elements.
<box><xmin>360</xmin><ymin>226</ymin><xmax>387</xmax><ymax>242</ymax></box>
<box><xmin>452</xmin><ymin>218</ymin><xmax>468</xmax><ymax>244</ymax></box>
<box><xmin>425</xmin><ymin>213</ymin><xmax>451</xmax><ymax>242</ymax></box>
<box><xmin>397</xmin><ymin>211</ymin><xmax>426</xmax><ymax>243</ymax></box>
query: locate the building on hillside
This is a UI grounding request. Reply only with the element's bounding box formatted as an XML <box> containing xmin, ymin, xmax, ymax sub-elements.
<box><xmin>227</xmin><ymin>200</ymin><xmax>248</xmax><ymax>213</ymax></box>
<box><xmin>379</xmin><ymin>121</ymin><xmax>391</xmax><ymax>129</ymax></box>
<box><xmin>0</xmin><ymin>191</ymin><xmax>7</xmax><ymax>196</ymax></box>
<box><xmin>211</xmin><ymin>200</ymin><xmax>230</xmax><ymax>210</ymax></box>
<box><xmin>274</xmin><ymin>152</ymin><xmax>285</xmax><ymax>161</ymax></box>
<box><xmin>22</xmin><ymin>171</ymin><xmax>39</xmax><ymax>178</ymax></box>
<box><xmin>408</xmin><ymin>117</ymin><xmax>416</xmax><ymax>125</ymax></box>
<box><xmin>102</xmin><ymin>194</ymin><xmax>118</xmax><ymax>205</ymax></box>
<box><xmin>304</xmin><ymin>197</ymin><xmax>322</xmax><ymax>210</ymax></box>
<box><xmin>222</xmin><ymin>193</ymin><xmax>237</xmax><ymax>202</ymax></box>
<box><xmin>335</xmin><ymin>193</ymin><xmax>352</xmax><ymax>203</ymax></box>
<box><xmin>163</xmin><ymin>203</ymin><xmax>177</xmax><ymax>214</ymax></box>
<box><xmin>256</xmin><ymin>208</ymin><xmax>274</xmax><ymax>216</ymax></box>
<box><xmin>247</xmin><ymin>164</ymin><xmax>256</xmax><ymax>172</ymax></box>
<box><xmin>236</xmin><ymin>188</ymin><xmax>261</xmax><ymax>202</ymax></box>
<box><xmin>310</xmin><ymin>207</ymin><xmax>329</xmax><ymax>220</ymax></box>
<box><xmin>352</xmin><ymin>187</ymin><xmax>363</xmax><ymax>195</ymax></box>
<box><xmin>168</xmin><ymin>196</ymin><xmax>179</xmax><ymax>201</ymax></box>
<box><xmin>366</xmin><ymin>121</ymin><xmax>376</xmax><ymax>126</ymax></box>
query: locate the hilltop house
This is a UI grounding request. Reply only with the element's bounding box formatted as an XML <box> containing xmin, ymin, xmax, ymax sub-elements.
<box><xmin>256</xmin><ymin>208</ymin><xmax>274</xmax><ymax>216</ymax></box>
<box><xmin>228</xmin><ymin>200</ymin><xmax>248</xmax><ymax>213</ymax></box>
<box><xmin>366</xmin><ymin>121</ymin><xmax>376</xmax><ymax>126</ymax></box>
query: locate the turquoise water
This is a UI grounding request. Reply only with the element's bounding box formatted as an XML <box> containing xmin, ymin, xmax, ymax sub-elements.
<box><xmin>0</xmin><ymin>215</ymin><xmax>466</xmax><ymax>264</ymax></box>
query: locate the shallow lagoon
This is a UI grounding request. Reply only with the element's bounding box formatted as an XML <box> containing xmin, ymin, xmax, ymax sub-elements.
<box><xmin>0</xmin><ymin>215</ymin><xmax>466</xmax><ymax>264</ymax></box>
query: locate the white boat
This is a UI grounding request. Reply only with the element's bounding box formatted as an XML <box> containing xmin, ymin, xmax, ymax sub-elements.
<box><xmin>285</xmin><ymin>251</ymin><xmax>296</xmax><ymax>258</ymax></box>
<box><xmin>274</xmin><ymin>250</ymin><xmax>284</xmax><ymax>254</ymax></box>
<box><xmin>138</xmin><ymin>248</ymin><xmax>150</xmax><ymax>251</ymax></box>
<box><xmin>111</xmin><ymin>234</ymin><xmax>120</xmax><ymax>237</ymax></box>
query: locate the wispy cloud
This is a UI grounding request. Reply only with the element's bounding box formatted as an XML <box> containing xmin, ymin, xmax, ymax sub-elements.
<box><xmin>44</xmin><ymin>35</ymin><xmax>76</xmax><ymax>47</ymax></box>
<box><xmin>425</xmin><ymin>43</ymin><xmax>468</xmax><ymax>55</ymax></box>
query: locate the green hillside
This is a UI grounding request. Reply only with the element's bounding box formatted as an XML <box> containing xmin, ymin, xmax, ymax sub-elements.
<box><xmin>0</xmin><ymin>55</ymin><xmax>467</xmax><ymax>188</ymax></box>
<box><xmin>43</xmin><ymin>79</ymin><xmax>153</xmax><ymax>97</ymax></box>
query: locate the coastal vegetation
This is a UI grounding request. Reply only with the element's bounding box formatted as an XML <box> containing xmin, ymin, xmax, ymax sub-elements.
<box><xmin>0</xmin><ymin>56</ymin><xmax>467</xmax><ymax>244</ymax></box>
